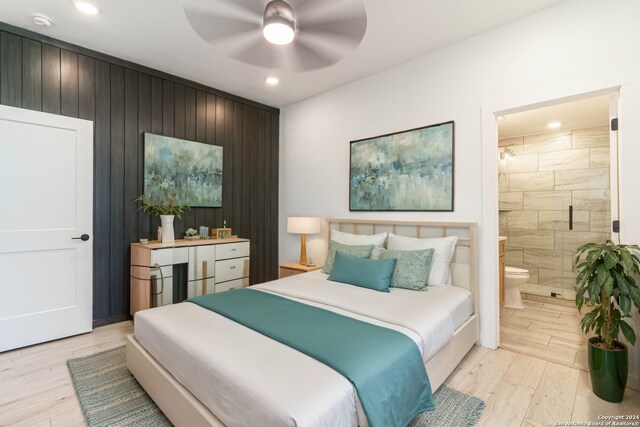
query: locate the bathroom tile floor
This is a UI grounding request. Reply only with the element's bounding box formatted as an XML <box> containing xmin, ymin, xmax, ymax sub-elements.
<box><xmin>500</xmin><ymin>299</ymin><xmax>592</xmax><ymax>371</ymax></box>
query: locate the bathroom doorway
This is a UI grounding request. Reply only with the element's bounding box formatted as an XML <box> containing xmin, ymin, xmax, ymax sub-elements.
<box><xmin>496</xmin><ymin>92</ymin><xmax>619</xmax><ymax>367</ymax></box>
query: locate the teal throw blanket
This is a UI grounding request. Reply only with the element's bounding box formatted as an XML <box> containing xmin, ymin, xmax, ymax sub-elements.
<box><xmin>188</xmin><ymin>289</ymin><xmax>434</xmax><ymax>427</ymax></box>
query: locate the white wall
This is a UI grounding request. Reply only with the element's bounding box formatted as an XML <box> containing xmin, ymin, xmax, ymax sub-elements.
<box><xmin>618</xmin><ymin>82</ymin><xmax>640</xmax><ymax>391</ymax></box>
<box><xmin>279</xmin><ymin>0</ymin><xmax>640</xmax><ymax>388</ymax></box>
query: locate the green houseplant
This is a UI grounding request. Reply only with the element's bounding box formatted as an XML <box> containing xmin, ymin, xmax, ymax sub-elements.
<box><xmin>135</xmin><ymin>193</ymin><xmax>189</xmax><ymax>243</ymax></box>
<box><xmin>575</xmin><ymin>241</ymin><xmax>640</xmax><ymax>402</ymax></box>
<box><xmin>134</xmin><ymin>195</ymin><xmax>189</xmax><ymax>218</ymax></box>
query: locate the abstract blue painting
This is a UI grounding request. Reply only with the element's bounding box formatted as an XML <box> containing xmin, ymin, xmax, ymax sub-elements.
<box><xmin>350</xmin><ymin>121</ymin><xmax>454</xmax><ymax>211</ymax></box>
<box><xmin>144</xmin><ymin>133</ymin><xmax>223</xmax><ymax>207</ymax></box>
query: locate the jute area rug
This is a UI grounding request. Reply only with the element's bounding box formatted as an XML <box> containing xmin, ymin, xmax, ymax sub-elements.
<box><xmin>68</xmin><ymin>346</ymin><xmax>485</xmax><ymax>427</ymax></box>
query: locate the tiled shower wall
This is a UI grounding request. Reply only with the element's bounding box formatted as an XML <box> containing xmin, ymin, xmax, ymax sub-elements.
<box><xmin>498</xmin><ymin>126</ymin><xmax>611</xmax><ymax>298</ymax></box>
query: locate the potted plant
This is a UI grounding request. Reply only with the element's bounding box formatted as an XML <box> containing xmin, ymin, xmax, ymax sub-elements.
<box><xmin>185</xmin><ymin>228</ymin><xmax>199</xmax><ymax>240</ymax></box>
<box><xmin>134</xmin><ymin>192</ymin><xmax>189</xmax><ymax>243</ymax></box>
<box><xmin>575</xmin><ymin>241</ymin><xmax>640</xmax><ymax>402</ymax></box>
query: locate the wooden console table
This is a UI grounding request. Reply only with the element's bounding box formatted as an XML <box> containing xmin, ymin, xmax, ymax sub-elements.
<box><xmin>130</xmin><ymin>238</ymin><xmax>250</xmax><ymax>315</ymax></box>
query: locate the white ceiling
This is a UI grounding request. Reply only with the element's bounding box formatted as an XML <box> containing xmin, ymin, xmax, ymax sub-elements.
<box><xmin>0</xmin><ymin>0</ymin><xmax>567</xmax><ymax>108</ymax></box>
<box><xmin>498</xmin><ymin>94</ymin><xmax>611</xmax><ymax>139</ymax></box>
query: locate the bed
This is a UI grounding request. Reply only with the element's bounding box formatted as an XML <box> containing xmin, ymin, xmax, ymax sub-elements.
<box><xmin>127</xmin><ymin>219</ymin><xmax>479</xmax><ymax>427</ymax></box>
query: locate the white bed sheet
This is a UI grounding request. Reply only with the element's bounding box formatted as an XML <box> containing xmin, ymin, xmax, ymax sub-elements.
<box><xmin>387</xmin><ymin>282</ymin><xmax>473</xmax><ymax>331</ymax></box>
<box><xmin>255</xmin><ymin>270</ymin><xmax>472</xmax><ymax>361</ymax></box>
<box><xmin>134</xmin><ymin>271</ymin><xmax>473</xmax><ymax>427</ymax></box>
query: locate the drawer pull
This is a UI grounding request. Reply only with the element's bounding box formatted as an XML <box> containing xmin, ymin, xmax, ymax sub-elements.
<box><xmin>202</xmin><ymin>260</ymin><xmax>208</xmax><ymax>295</ymax></box>
<box><xmin>151</xmin><ymin>263</ymin><xmax>164</xmax><ymax>296</ymax></box>
<box><xmin>230</xmin><ymin>265</ymin><xmax>236</xmax><ymax>269</ymax></box>
<box><xmin>231</xmin><ymin>248</ymin><xmax>237</xmax><ymax>251</ymax></box>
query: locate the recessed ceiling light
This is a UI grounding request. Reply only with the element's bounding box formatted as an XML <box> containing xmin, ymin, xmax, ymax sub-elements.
<box><xmin>547</xmin><ymin>121</ymin><xmax>562</xmax><ymax>129</ymax></box>
<box><xmin>75</xmin><ymin>1</ymin><xmax>100</xmax><ymax>15</ymax></box>
<box><xmin>32</xmin><ymin>14</ymin><xmax>53</xmax><ymax>27</ymax></box>
<box><xmin>265</xmin><ymin>76</ymin><xmax>279</xmax><ymax>86</ymax></box>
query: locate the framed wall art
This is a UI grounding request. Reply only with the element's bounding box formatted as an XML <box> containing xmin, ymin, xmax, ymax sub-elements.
<box><xmin>349</xmin><ymin>121</ymin><xmax>454</xmax><ymax>211</ymax></box>
<box><xmin>144</xmin><ymin>133</ymin><xmax>223</xmax><ymax>207</ymax></box>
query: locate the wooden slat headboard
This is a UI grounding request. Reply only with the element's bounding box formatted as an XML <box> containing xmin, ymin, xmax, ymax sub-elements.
<box><xmin>326</xmin><ymin>219</ymin><xmax>478</xmax><ymax>314</ymax></box>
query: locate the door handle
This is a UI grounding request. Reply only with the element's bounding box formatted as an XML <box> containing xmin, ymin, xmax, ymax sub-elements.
<box><xmin>568</xmin><ymin>205</ymin><xmax>573</xmax><ymax>231</ymax></box>
<box><xmin>72</xmin><ymin>234</ymin><xmax>90</xmax><ymax>241</ymax></box>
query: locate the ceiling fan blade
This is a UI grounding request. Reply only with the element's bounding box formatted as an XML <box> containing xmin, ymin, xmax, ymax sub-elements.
<box><xmin>224</xmin><ymin>0</ymin><xmax>266</xmax><ymax>17</ymax></box>
<box><xmin>231</xmin><ymin>36</ymin><xmax>290</xmax><ymax>69</ymax></box>
<box><xmin>185</xmin><ymin>0</ymin><xmax>264</xmax><ymax>20</ymax></box>
<box><xmin>300</xmin><ymin>15</ymin><xmax>367</xmax><ymax>48</ymax></box>
<box><xmin>184</xmin><ymin>6</ymin><xmax>260</xmax><ymax>44</ymax></box>
<box><xmin>293</xmin><ymin>0</ymin><xmax>362</xmax><ymax>21</ymax></box>
<box><xmin>286</xmin><ymin>37</ymin><xmax>346</xmax><ymax>71</ymax></box>
<box><xmin>230</xmin><ymin>35</ymin><xmax>341</xmax><ymax>71</ymax></box>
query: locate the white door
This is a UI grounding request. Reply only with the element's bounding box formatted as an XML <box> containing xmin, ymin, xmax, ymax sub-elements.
<box><xmin>0</xmin><ymin>105</ymin><xmax>93</xmax><ymax>352</ymax></box>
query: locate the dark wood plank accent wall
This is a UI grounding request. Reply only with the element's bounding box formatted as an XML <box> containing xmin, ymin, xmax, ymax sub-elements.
<box><xmin>0</xmin><ymin>26</ymin><xmax>280</xmax><ymax>326</ymax></box>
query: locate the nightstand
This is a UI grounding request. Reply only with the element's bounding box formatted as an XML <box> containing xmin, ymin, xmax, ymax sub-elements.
<box><xmin>279</xmin><ymin>263</ymin><xmax>323</xmax><ymax>278</ymax></box>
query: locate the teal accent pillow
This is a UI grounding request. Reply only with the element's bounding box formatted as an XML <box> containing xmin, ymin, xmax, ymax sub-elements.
<box><xmin>328</xmin><ymin>252</ymin><xmax>396</xmax><ymax>293</ymax></box>
<box><xmin>322</xmin><ymin>240</ymin><xmax>374</xmax><ymax>274</ymax></box>
<box><xmin>372</xmin><ymin>248</ymin><xmax>435</xmax><ymax>291</ymax></box>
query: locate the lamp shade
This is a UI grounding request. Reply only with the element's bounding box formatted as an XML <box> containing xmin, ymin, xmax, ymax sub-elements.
<box><xmin>287</xmin><ymin>217</ymin><xmax>320</xmax><ymax>234</ymax></box>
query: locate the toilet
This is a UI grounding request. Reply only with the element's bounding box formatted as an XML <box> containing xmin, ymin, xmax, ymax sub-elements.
<box><xmin>504</xmin><ymin>266</ymin><xmax>529</xmax><ymax>309</ymax></box>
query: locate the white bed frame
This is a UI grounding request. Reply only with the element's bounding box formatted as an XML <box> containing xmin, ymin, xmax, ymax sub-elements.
<box><xmin>127</xmin><ymin>219</ymin><xmax>479</xmax><ymax>427</ymax></box>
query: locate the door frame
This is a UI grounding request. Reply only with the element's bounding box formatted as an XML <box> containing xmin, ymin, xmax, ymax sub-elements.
<box><xmin>608</xmin><ymin>94</ymin><xmax>621</xmax><ymax>245</ymax></box>
<box><xmin>479</xmin><ymin>77</ymin><xmax>628</xmax><ymax>350</ymax></box>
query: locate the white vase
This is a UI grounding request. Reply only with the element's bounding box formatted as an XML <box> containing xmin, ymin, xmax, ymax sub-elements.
<box><xmin>160</xmin><ymin>215</ymin><xmax>175</xmax><ymax>243</ymax></box>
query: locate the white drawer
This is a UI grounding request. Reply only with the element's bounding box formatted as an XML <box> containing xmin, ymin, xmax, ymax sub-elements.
<box><xmin>150</xmin><ymin>247</ymin><xmax>189</xmax><ymax>266</ymax></box>
<box><xmin>188</xmin><ymin>246</ymin><xmax>216</xmax><ymax>280</ymax></box>
<box><xmin>150</xmin><ymin>248</ymin><xmax>173</xmax><ymax>266</ymax></box>
<box><xmin>215</xmin><ymin>257</ymin><xmax>249</xmax><ymax>283</ymax></box>
<box><xmin>188</xmin><ymin>277</ymin><xmax>215</xmax><ymax>298</ymax></box>
<box><xmin>215</xmin><ymin>277</ymin><xmax>248</xmax><ymax>293</ymax></box>
<box><xmin>173</xmin><ymin>247</ymin><xmax>189</xmax><ymax>264</ymax></box>
<box><xmin>216</xmin><ymin>242</ymin><xmax>250</xmax><ymax>260</ymax></box>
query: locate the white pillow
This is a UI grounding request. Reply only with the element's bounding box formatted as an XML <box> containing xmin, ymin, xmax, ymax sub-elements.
<box><xmin>386</xmin><ymin>234</ymin><xmax>458</xmax><ymax>287</ymax></box>
<box><xmin>330</xmin><ymin>230</ymin><xmax>387</xmax><ymax>247</ymax></box>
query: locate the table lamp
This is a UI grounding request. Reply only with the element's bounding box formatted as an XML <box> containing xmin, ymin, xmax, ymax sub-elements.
<box><xmin>287</xmin><ymin>217</ymin><xmax>321</xmax><ymax>265</ymax></box>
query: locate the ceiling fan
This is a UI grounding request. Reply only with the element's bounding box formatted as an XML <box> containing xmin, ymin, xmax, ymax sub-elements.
<box><xmin>183</xmin><ymin>0</ymin><xmax>367</xmax><ymax>72</ymax></box>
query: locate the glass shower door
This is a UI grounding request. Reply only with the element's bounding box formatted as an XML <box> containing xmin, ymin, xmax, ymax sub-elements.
<box><xmin>559</xmin><ymin>124</ymin><xmax>613</xmax><ymax>301</ymax></box>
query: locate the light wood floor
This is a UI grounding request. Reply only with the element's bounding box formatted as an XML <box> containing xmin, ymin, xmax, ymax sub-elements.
<box><xmin>0</xmin><ymin>321</ymin><xmax>133</xmax><ymax>427</ymax></box>
<box><xmin>1</xmin><ymin>320</ymin><xmax>638</xmax><ymax>427</ymax></box>
<box><xmin>500</xmin><ymin>299</ymin><xmax>591</xmax><ymax>371</ymax></box>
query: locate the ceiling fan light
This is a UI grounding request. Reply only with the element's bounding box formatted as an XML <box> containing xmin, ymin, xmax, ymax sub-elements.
<box><xmin>263</xmin><ymin>0</ymin><xmax>295</xmax><ymax>45</ymax></box>
<box><xmin>263</xmin><ymin>22</ymin><xmax>294</xmax><ymax>45</ymax></box>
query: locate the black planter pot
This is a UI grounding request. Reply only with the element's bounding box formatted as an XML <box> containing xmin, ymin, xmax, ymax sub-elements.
<box><xmin>587</xmin><ymin>337</ymin><xmax>628</xmax><ymax>402</ymax></box>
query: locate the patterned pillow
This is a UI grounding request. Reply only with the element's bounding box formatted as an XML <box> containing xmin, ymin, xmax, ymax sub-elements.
<box><xmin>322</xmin><ymin>240</ymin><xmax>374</xmax><ymax>274</ymax></box>
<box><xmin>372</xmin><ymin>248</ymin><xmax>435</xmax><ymax>291</ymax></box>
